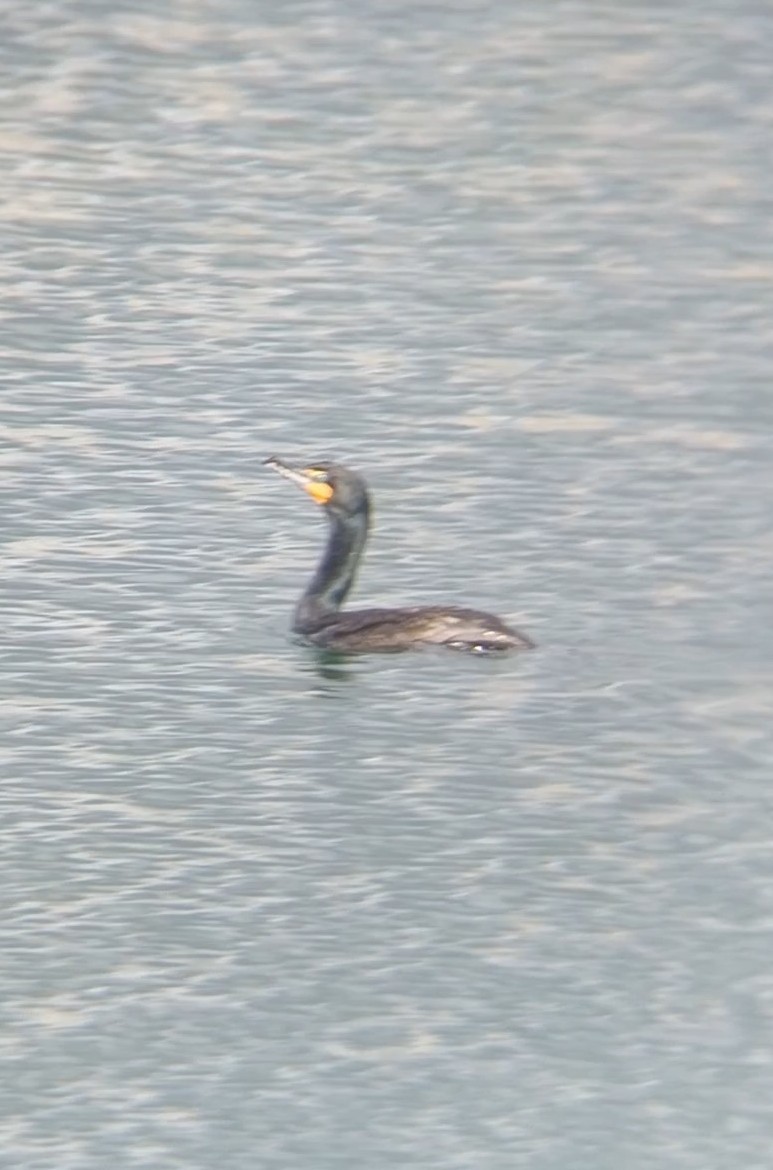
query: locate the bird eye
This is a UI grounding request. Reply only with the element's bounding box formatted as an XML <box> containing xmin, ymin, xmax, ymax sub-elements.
<box><xmin>305</xmin><ymin>468</ymin><xmax>329</xmax><ymax>482</ymax></box>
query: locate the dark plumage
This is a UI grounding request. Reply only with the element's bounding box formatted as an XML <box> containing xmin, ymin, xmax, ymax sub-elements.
<box><xmin>264</xmin><ymin>456</ymin><xmax>533</xmax><ymax>654</ymax></box>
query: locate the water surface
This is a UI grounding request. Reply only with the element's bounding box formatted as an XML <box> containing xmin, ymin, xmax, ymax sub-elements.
<box><xmin>2</xmin><ymin>2</ymin><xmax>773</xmax><ymax>1168</ymax></box>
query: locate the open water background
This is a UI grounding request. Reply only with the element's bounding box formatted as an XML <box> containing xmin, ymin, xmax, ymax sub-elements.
<box><xmin>2</xmin><ymin>2</ymin><xmax>772</xmax><ymax>1167</ymax></box>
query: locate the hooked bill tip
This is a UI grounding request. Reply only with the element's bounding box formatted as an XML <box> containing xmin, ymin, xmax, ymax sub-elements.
<box><xmin>264</xmin><ymin>455</ymin><xmax>295</xmax><ymax>476</ymax></box>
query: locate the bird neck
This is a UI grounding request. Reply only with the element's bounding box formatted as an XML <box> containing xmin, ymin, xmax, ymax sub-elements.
<box><xmin>294</xmin><ymin>504</ymin><xmax>370</xmax><ymax>630</ymax></box>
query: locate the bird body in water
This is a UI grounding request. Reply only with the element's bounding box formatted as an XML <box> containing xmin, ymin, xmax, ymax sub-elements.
<box><xmin>265</xmin><ymin>456</ymin><xmax>533</xmax><ymax>654</ymax></box>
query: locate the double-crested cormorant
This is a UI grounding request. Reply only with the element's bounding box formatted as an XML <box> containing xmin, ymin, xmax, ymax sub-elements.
<box><xmin>265</xmin><ymin>456</ymin><xmax>533</xmax><ymax>654</ymax></box>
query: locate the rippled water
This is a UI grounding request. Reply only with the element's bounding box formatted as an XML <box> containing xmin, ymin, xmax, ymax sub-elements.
<box><xmin>2</xmin><ymin>2</ymin><xmax>773</xmax><ymax>1167</ymax></box>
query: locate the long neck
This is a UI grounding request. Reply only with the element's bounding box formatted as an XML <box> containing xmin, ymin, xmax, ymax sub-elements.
<box><xmin>294</xmin><ymin>503</ymin><xmax>369</xmax><ymax>631</ymax></box>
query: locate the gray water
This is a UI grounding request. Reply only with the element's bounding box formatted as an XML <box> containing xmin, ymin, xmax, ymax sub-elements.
<box><xmin>2</xmin><ymin>2</ymin><xmax>773</xmax><ymax>1167</ymax></box>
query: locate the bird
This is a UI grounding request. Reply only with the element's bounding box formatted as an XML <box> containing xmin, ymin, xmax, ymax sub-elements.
<box><xmin>264</xmin><ymin>456</ymin><xmax>533</xmax><ymax>654</ymax></box>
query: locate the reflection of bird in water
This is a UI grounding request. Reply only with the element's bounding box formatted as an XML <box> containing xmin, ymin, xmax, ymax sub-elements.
<box><xmin>265</xmin><ymin>457</ymin><xmax>533</xmax><ymax>654</ymax></box>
